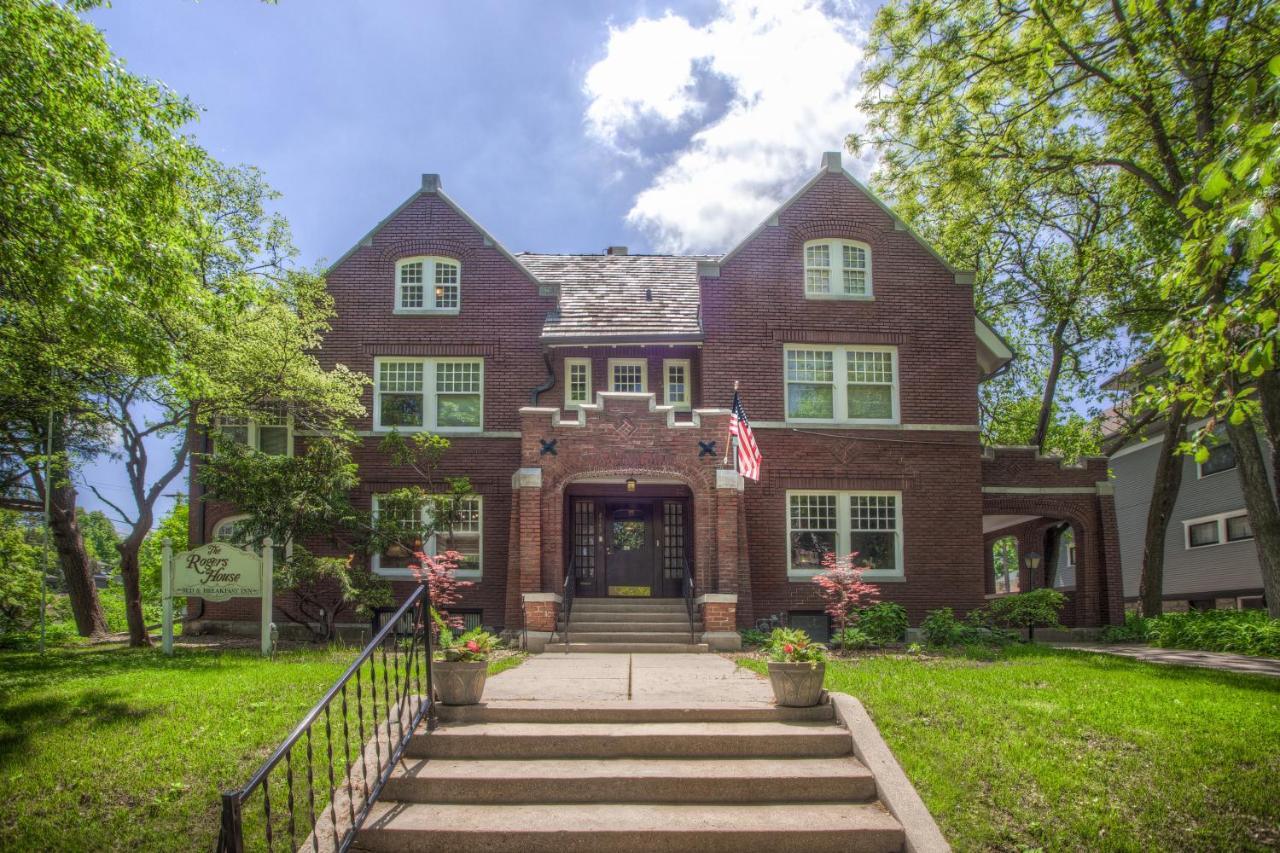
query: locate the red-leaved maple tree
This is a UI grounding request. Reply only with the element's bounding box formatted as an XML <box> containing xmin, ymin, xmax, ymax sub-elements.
<box><xmin>812</xmin><ymin>551</ymin><xmax>880</xmax><ymax>648</ymax></box>
<box><xmin>409</xmin><ymin>549</ymin><xmax>473</xmax><ymax>635</ymax></box>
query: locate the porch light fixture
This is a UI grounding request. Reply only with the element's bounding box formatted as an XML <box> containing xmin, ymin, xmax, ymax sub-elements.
<box><xmin>625</xmin><ymin>477</ymin><xmax>637</xmax><ymax>492</ymax></box>
<box><xmin>1023</xmin><ymin>551</ymin><xmax>1042</xmax><ymax>571</ymax></box>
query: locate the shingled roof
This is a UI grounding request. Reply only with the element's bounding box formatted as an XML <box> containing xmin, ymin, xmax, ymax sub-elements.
<box><xmin>518</xmin><ymin>253</ymin><xmax>714</xmax><ymax>343</ymax></box>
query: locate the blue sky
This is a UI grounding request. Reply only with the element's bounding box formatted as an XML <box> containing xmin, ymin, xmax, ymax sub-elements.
<box><xmin>76</xmin><ymin>0</ymin><xmax>879</xmax><ymax>527</ymax></box>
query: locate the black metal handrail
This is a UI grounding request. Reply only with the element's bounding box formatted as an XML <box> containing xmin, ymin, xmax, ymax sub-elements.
<box><xmin>216</xmin><ymin>583</ymin><xmax>434</xmax><ymax>853</ymax></box>
<box><xmin>559</xmin><ymin>556</ymin><xmax>576</xmax><ymax>652</ymax></box>
<box><xmin>682</xmin><ymin>556</ymin><xmax>696</xmax><ymax>646</ymax></box>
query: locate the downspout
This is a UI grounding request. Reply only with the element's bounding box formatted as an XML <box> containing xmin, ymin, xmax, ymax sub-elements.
<box><xmin>529</xmin><ymin>351</ymin><xmax>556</xmax><ymax>406</ymax></box>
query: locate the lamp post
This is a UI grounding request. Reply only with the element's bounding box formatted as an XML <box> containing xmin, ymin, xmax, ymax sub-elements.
<box><xmin>1022</xmin><ymin>551</ymin><xmax>1043</xmax><ymax>640</ymax></box>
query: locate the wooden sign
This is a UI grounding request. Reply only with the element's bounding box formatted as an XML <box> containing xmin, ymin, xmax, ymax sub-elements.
<box><xmin>172</xmin><ymin>542</ymin><xmax>262</xmax><ymax>602</ymax></box>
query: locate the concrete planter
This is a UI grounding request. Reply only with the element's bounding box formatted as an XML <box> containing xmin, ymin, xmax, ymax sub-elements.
<box><xmin>434</xmin><ymin>660</ymin><xmax>488</xmax><ymax>705</ymax></box>
<box><xmin>766</xmin><ymin>661</ymin><xmax>826</xmax><ymax>707</ymax></box>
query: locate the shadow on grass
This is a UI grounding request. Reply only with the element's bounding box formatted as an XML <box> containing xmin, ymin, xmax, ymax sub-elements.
<box><xmin>0</xmin><ymin>687</ymin><xmax>157</xmax><ymax>772</ymax></box>
<box><xmin>0</xmin><ymin>645</ymin><xmax>278</xmax><ymax>695</ymax></box>
<box><xmin>1020</xmin><ymin>643</ymin><xmax>1280</xmax><ymax>695</ymax></box>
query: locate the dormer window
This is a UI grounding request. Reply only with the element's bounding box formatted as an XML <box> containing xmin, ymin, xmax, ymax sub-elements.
<box><xmin>804</xmin><ymin>239</ymin><xmax>871</xmax><ymax>298</ymax></box>
<box><xmin>396</xmin><ymin>256</ymin><xmax>461</xmax><ymax>314</ymax></box>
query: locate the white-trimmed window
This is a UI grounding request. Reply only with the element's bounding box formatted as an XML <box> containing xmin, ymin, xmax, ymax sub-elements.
<box><xmin>609</xmin><ymin>359</ymin><xmax>647</xmax><ymax>393</ymax></box>
<box><xmin>1184</xmin><ymin>510</ymin><xmax>1253</xmax><ymax>549</ymax></box>
<box><xmin>804</xmin><ymin>239</ymin><xmax>872</xmax><ymax>298</ymax></box>
<box><xmin>374</xmin><ymin>357</ymin><xmax>483</xmax><ymax>431</ymax></box>
<box><xmin>1198</xmin><ymin>426</ymin><xmax>1236</xmax><ymax>478</ymax></box>
<box><xmin>395</xmin><ymin>256</ymin><xmax>461</xmax><ymax>314</ymax></box>
<box><xmin>565</xmin><ymin>358</ymin><xmax>592</xmax><ymax>408</ymax></box>
<box><xmin>786</xmin><ymin>490</ymin><xmax>903</xmax><ymax>579</ymax></box>
<box><xmin>664</xmin><ymin>359</ymin><xmax>691</xmax><ymax>409</ymax></box>
<box><xmin>371</xmin><ymin>494</ymin><xmax>482</xmax><ymax>577</ymax></box>
<box><xmin>784</xmin><ymin>345</ymin><xmax>897</xmax><ymax>423</ymax></box>
<box><xmin>216</xmin><ymin>404</ymin><xmax>292</xmax><ymax>455</ymax></box>
<box><xmin>212</xmin><ymin>514</ymin><xmax>289</xmax><ymax>565</ymax></box>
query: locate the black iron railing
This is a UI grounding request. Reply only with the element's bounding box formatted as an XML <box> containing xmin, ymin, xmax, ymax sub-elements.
<box><xmin>682</xmin><ymin>556</ymin><xmax>696</xmax><ymax>645</ymax></box>
<box><xmin>558</xmin><ymin>557</ymin><xmax>576</xmax><ymax>651</ymax></box>
<box><xmin>216</xmin><ymin>584</ymin><xmax>434</xmax><ymax>853</ymax></box>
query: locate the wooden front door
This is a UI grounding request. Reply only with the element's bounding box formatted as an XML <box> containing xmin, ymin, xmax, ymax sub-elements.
<box><xmin>605</xmin><ymin>503</ymin><xmax>654</xmax><ymax>596</ymax></box>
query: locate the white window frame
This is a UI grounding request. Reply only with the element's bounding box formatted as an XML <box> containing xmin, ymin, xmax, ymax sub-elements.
<box><xmin>214</xmin><ymin>411</ymin><xmax>294</xmax><ymax>456</ymax></box>
<box><xmin>1183</xmin><ymin>509</ymin><xmax>1253</xmax><ymax>550</ymax></box>
<box><xmin>803</xmin><ymin>238</ymin><xmax>872</xmax><ymax>299</ymax></box>
<box><xmin>783</xmin><ymin>344</ymin><xmax>899</xmax><ymax>425</ymax></box>
<box><xmin>370</xmin><ymin>494</ymin><xmax>483</xmax><ymax>579</ymax></box>
<box><xmin>565</xmin><ymin>357</ymin><xmax>592</xmax><ymax>409</ymax></box>
<box><xmin>212</xmin><ymin>513</ymin><xmax>293</xmax><ymax>561</ymax></box>
<box><xmin>663</xmin><ymin>359</ymin><xmax>692</xmax><ymax>410</ymax></box>
<box><xmin>394</xmin><ymin>256</ymin><xmax>461</xmax><ymax>315</ymax></box>
<box><xmin>1197</xmin><ymin>425</ymin><xmax>1237</xmax><ymax>479</ymax></box>
<box><xmin>785</xmin><ymin>489</ymin><xmax>904</xmax><ymax>581</ymax></box>
<box><xmin>608</xmin><ymin>358</ymin><xmax>648</xmax><ymax>393</ymax></box>
<box><xmin>372</xmin><ymin>356</ymin><xmax>483</xmax><ymax>433</ymax></box>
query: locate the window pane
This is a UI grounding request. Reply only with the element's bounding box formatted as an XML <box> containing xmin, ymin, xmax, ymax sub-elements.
<box><xmin>841</xmin><ymin>244</ymin><xmax>868</xmax><ymax>295</ymax></box>
<box><xmin>1201</xmin><ymin>442</ymin><xmax>1235</xmax><ymax>476</ymax></box>
<box><xmin>790</xmin><ymin>530</ymin><xmax>835</xmax><ymax>571</ymax></box>
<box><xmin>381</xmin><ymin>394</ymin><xmax>423</xmax><ymax>426</ymax></box>
<box><xmin>848</xmin><ymin>350</ymin><xmax>893</xmax><ymax>383</ymax></box>
<box><xmin>257</xmin><ymin>425</ymin><xmax>289</xmax><ymax>455</ymax></box>
<box><xmin>848</xmin><ymin>384</ymin><xmax>893</xmax><ymax>419</ymax></box>
<box><xmin>786</xmin><ymin>349</ymin><xmax>834</xmax><ymax>382</ymax></box>
<box><xmin>219</xmin><ymin>422</ymin><xmax>249</xmax><ymax>445</ymax></box>
<box><xmin>804</xmin><ymin>244</ymin><xmax>831</xmax><ymax>295</ymax></box>
<box><xmin>1226</xmin><ymin>514</ymin><xmax>1253</xmax><ymax>541</ymax></box>
<box><xmin>789</xmin><ymin>494</ymin><xmax>836</xmax><ymax>571</ymax></box>
<box><xmin>434</xmin><ymin>262</ymin><xmax>460</xmax><ymax>309</ymax></box>
<box><xmin>849</xmin><ymin>531</ymin><xmax>896</xmax><ymax>572</ymax></box>
<box><xmin>612</xmin><ymin>363</ymin><xmax>644</xmax><ymax>392</ymax></box>
<box><xmin>378</xmin><ymin>499</ymin><xmax>420</xmax><ymax>569</ymax></box>
<box><xmin>568</xmin><ymin>362</ymin><xmax>589</xmax><ymax>403</ymax></box>
<box><xmin>399</xmin><ymin>261</ymin><xmax>425</xmax><ymax>308</ymax></box>
<box><xmin>1188</xmin><ymin>520</ymin><xmax>1219</xmax><ymax>547</ymax></box>
<box><xmin>787</xmin><ymin>384</ymin><xmax>833</xmax><ymax>419</ymax></box>
<box><xmin>436</xmin><ymin>362</ymin><xmax>481</xmax><ymax>427</ymax></box>
<box><xmin>666</xmin><ymin>363</ymin><xmax>687</xmax><ymax>403</ymax></box>
<box><xmin>437</xmin><ymin>394</ymin><xmax>481</xmax><ymax>427</ymax></box>
<box><xmin>434</xmin><ymin>284</ymin><xmax>459</xmax><ymax>309</ymax></box>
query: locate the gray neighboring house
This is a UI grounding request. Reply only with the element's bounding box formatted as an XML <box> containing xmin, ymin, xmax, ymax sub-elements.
<box><xmin>1109</xmin><ymin>424</ymin><xmax>1273</xmax><ymax>612</ymax></box>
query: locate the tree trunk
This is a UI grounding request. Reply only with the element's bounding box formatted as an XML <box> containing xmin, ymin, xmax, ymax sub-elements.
<box><xmin>47</xmin><ymin>482</ymin><xmax>109</xmax><ymax>637</ymax></box>
<box><xmin>1139</xmin><ymin>401</ymin><xmax>1188</xmax><ymax>616</ymax></box>
<box><xmin>117</xmin><ymin>530</ymin><xmax>152</xmax><ymax>647</ymax></box>
<box><xmin>1226</xmin><ymin>418</ymin><xmax>1280</xmax><ymax>619</ymax></box>
<box><xmin>1033</xmin><ymin>319</ymin><xmax>1070</xmax><ymax>452</ymax></box>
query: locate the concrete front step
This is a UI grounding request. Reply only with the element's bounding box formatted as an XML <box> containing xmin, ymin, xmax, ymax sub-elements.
<box><xmin>405</xmin><ymin>721</ymin><xmax>853</xmax><ymax>760</ymax></box>
<box><xmin>436</xmin><ymin>701</ymin><xmax>835</xmax><ymax>724</ymax></box>
<box><xmin>567</xmin><ymin>614</ymin><xmax>696</xmax><ymax>626</ymax></box>
<box><xmin>382</xmin><ymin>756</ymin><xmax>878</xmax><ymax>804</ymax></box>
<box><xmin>542</xmin><ymin>642</ymin><xmax>709</xmax><ymax>654</ymax></box>
<box><xmin>563</xmin><ymin>631</ymin><xmax>696</xmax><ymax>644</ymax></box>
<box><xmin>572</xmin><ymin>600</ymin><xmax>687</xmax><ymax>611</ymax></box>
<box><xmin>355</xmin><ymin>801</ymin><xmax>905</xmax><ymax>853</ymax></box>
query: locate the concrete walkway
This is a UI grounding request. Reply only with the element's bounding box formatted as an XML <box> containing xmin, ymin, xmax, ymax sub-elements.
<box><xmin>1050</xmin><ymin>643</ymin><xmax>1280</xmax><ymax>678</ymax></box>
<box><xmin>486</xmin><ymin>652</ymin><xmax>774</xmax><ymax>704</ymax></box>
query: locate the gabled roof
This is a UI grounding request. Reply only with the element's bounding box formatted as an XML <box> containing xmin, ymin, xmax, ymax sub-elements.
<box><xmin>521</xmin><ymin>253</ymin><xmax>712</xmax><ymax>344</ymax></box>
<box><xmin>326</xmin><ymin>174</ymin><xmax>541</xmax><ymax>286</ymax></box>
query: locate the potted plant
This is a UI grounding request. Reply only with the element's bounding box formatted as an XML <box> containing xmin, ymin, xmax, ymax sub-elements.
<box><xmin>763</xmin><ymin>627</ymin><xmax>827</xmax><ymax>707</ymax></box>
<box><xmin>434</xmin><ymin>626</ymin><xmax>499</xmax><ymax>705</ymax></box>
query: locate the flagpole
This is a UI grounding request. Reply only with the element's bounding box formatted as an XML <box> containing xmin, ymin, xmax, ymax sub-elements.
<box><xmin>723</xmin><ymin>380</ymin><xmax>739</xmax><ymax>469</ymax></box>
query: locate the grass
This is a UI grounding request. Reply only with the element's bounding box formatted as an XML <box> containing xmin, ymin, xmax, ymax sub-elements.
<box><xmin>0</xmin><ymin>643</ymin><xmax>524</xmax><ymax>851</ymax></box>
<box><xmin>741</xmin><ymin>645</ymin><xmax>1280</xmax><ymax>851</ymax></box>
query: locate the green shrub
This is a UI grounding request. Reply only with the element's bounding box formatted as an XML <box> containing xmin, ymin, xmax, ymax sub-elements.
<box><xmin>922</xmin><ymin>608</ymin><xmax>965</xmax><ymax>646</ymax></box>
<box><xmin>739</xmin><ymin>628</ymin><xmax>768</xmax><ymax>647</ymax></box>
<box><xmin>764</xmin><ymin>627</ymin><xmax>827</xmax><ymax>663</ymax></box>
<box><xmin>1100</xmin><ymin>612</ymin><xmax>1152</xmax><ymax>643</ymax></box>
<box><xmin>922</xmin><ymin>606</ymin><xmax>1017</xmax><ymax>647</ymax></box>
<box><xmin>831</xmin><ymin>626</ymin><xmax>874</xmax><ymax>650</ymax></box>
<box><xmin>1145</xmin><ymin>609</ymin><xmax>1280</xmax><ymax>657</ymax></box>
<box><xmin>985</xmin><ymin>588</ymin><xmax>1067</xmax><ymax>638</ymax></box>
<box><xmin>859</xmin><ymin>601</ymin><xmax>908</xmax><ymax>644</ymax></box>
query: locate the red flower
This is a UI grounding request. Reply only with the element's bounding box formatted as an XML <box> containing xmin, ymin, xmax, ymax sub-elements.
<box><xmin>465</xmin><ymin>640</ymin><xmax>480</xmax><ymax>653</ymax></box>
<box><xmin>783</xmin><ymin>643</ymin><xmax>795</xmax><ymax>654</ymax></box>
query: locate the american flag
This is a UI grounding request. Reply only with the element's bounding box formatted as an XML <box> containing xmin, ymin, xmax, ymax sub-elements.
<box><xmin>728</xmin><ymin>390</ymin><xmax>762</xmax><ymax>481</ymax></box>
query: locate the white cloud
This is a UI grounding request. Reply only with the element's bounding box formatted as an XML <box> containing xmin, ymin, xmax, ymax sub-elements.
<box><xmin>583</xmin><ymin>0</ymin><xmax>876</xmax><ymax>253</ymax></box>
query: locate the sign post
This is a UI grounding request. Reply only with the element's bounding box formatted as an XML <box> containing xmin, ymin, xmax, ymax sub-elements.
<box><xmin>161</xmin><ymin>538</ymin><xmax>174</xmax><ymax>656</ymax></box>
<box><xmin>260</xmin><ymin>537</ymin><xmax>274</xmax><ymax>658</ymax></box>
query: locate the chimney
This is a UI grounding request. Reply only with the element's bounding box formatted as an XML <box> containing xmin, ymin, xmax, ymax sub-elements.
<box><xmin>421</xmin><ymin>173</ymin><xmax>441</xmax><ymax>192</ymax></box>
<box><xmin>822</xmin><ymin>151</ymin><xmax>842</xmax><ymax>173</ymax></box>
<box><xmin>606</xmin><ymin>246</ymin><xmax>628</xmax><ymax>256</ymax></box>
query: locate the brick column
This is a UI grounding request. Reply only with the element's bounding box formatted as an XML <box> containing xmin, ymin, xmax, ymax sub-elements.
<box><xmin>697</xmin><ymin>593</ymin><xmax>741</xmax><ymax>650</ymax></box>
<box><xmin>519</xmin><ymin>592</ymin><xmax>561</xmax><ymax>653</ymax></box>
<box><xmin>504</xmin><ymin>468</ymin><xmax>543</xmax><ymax>629</ymax></box>
<box><xmin>714</xmin><ymin>469</ymin><xmax>743</xmax><ymax>595</ymax></box>
<box><xmin>1095</xmin><ymin>482</ymin><xmax>1125</xmax><ymax>626</ymax></box>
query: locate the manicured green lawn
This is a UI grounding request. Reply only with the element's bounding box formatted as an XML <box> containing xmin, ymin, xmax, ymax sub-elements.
<box><xmin>741</xmin><ymin>645</ymin><xmax>1280</xmax><ymax>851</ymax></box>
<box><xmin>0</xmin><ymin>644</ymin><xmax>523</xmax><ymax>852</ymax></box>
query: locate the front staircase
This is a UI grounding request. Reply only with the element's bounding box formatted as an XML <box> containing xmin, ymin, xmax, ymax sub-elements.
<box><xmin>544</xmin><ymin>597</ymin><xmax>708</xmax><ymax>653</ymax></box>
<box><xmin>353</xmin><ymin>700</ymin><xmax>907</xmax><ymax>852</ymax></box>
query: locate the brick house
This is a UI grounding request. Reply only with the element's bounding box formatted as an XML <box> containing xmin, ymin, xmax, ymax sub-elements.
<box><xmin>188</xmin><ymin>152</ymin><xmax>1125</xmax><ymax>646</ymax></box>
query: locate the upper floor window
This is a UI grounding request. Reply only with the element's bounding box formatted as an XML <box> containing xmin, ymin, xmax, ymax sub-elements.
<box><xmin>609</xmin><ymin>359</ymin><xmax>647</xmax><ymax>393</ymax></box>
<box><xmin>786</xmin><ymin>490</ymin><xmax>902</xmax><ymax>579</ymax></box>
<box><xmin>1198</xmin><ymin>425</ymin><xmax>1236</xmax><ymax>478</ymax></box>
<box><xmin>213</xmin><ymin>514</ymin><xmax>289</xmax><ymax>565</ymax></box>
<box><xmin>371</xmin><ymin>494</ymin><xmax>483</xmax><ymax>577</ymax></box>
<box><xmin>216</xmin><ymin>404</ymin><xmax>292</xmax><ymax>455</ymax></box>
<box><xmin>784</xmin><ymin>345</ymin><xmax>897</xmax><ymax>423</ymax></box>
<box><xmin>374</xmin><ymin>357</ymin><xmax>482</xmax><ymax>431</ymax></box>
<box><xmin>664</xmin><ymin>359</ymin><xmax>691</xmax><ymax>410</ymax></box>
<box><xmin>565</xmin><ymin>358</ymin><xmax>591</xmax><ymax>408</ymax></box>
<box><xmin>1184</xmin><ymin>510</ymin><xmax>1253</xmax><ymax>549</ymax></box>
<box><xmin>804</xmin><ymin>239</ymin><xmax>871</xmax><ymax>298</ymax></box>
<box><xmin>395</xmin><ymin>256</ymin><xmax>460</xmax><ymax>314</ymax></box>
